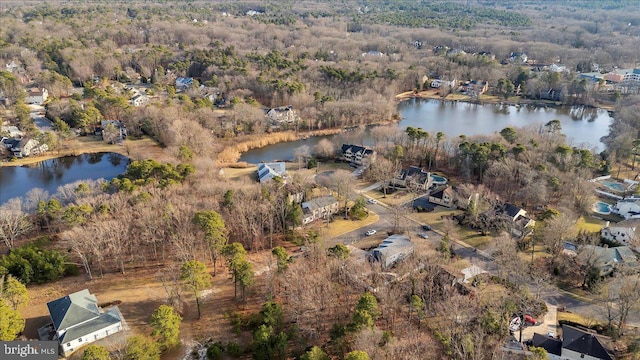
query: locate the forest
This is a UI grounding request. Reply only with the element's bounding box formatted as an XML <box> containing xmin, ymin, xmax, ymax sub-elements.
<box><xmin>1</xmin><ymin>1</ymin><xmax>640</xmax><ymax>360</ymax></box>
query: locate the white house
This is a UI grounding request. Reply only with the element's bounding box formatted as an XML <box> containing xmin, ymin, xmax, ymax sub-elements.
<box><xmin>130</xmin><ymin>94</ymin><xmax>148</xmax><ymax>107</ymax></box>
<box><xmin>39</xmin><ymin>289</ymin><xmax>127</xmax><ymax>357</ymax></box>
<box><xmin>5</xmin><ymin>137</ymin><xmax>47</xmax><ymax>158</ymax></box>
<box><xmin>601</xmin><ymin>219</ymin><xmax>640</xmax><ymax>246</ymax></box>
<box><xmin>340</xmin><ymin>144</ymin><xmax>375</xmax><ymax>166</ymax></box>
<box><xmin>266</xmin><ymin>106</ymin><xmax>298</xmax><ymax>124</ymax></box>
<box><xmin>301</xmin><ymin>195</ymin><xmax>340</xmax><ymax>224</ymax></box>
<box><xmin>27</xmin><ymin>88</ymin><xmax>49</xmax><ymax>104</ymax></box>
<box><xmin>611</xmin><ymin>198</ymin><xmax>640</xmax><ymax>219</ymax></box>
<box><xmin>430</xmin><ymin>78</ymin><xmax>457</xmax><ymax>88</ymax></box>
<box><xmin>257</xmin><ymin>162</ymin><xmax>287</xmax><ymax>183</ymax></box>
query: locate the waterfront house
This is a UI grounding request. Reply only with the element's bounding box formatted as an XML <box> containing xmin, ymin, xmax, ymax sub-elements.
<box><xmin>39</xmin><ymin>289</ymin><xmax>127</xmax><ymax>357</ymax></box>
<box><xmin>257</xmin><ymin>162</ymin><xmax>287</xmax><ymax>183</ymax></box>
<box><xmin>266</xmin><ymin>106</ymin><xmax>299</xmax><ymax>124</ymax></box>
<box><xmin>6</xmin><ymin>137</ymin><xmax>47</xmax><ymax>158</ymax></box>
<box><xmin>340</xmin><ymin>144</ymin><xmax>375</xmax><ymax>165</ymax></box>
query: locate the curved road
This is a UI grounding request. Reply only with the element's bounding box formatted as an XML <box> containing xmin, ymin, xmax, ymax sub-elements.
<box><xmin>334</xmin><ymin>194</ymin><xmax>639</xmax><ymax>328</ymax></box>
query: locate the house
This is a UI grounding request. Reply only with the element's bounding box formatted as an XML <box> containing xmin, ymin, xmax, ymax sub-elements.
<box><xmin>498</xmin><ymin>203</ymin><xmax>535</xmax><ymax>237</ymax></box>
<box><xmin>257</xmin><ymin>162</ymin><xmax>287</xmax><ymax>183</ymax></box>
<box><xmin>477</xmin><ymin>51</ymin><xmax>495</xmax><ymax>60</ymax></box>
<box><xmin>5</xmin><ymin>137</ymin><xmax>47</xmax><ymax>158</ymax></box>
<box><xmin>175</xmin><ymin>77</ymin><xmax>194</xmax><ymax>89</ymax></box>
<box><xmin>5</xmin><ymin>60</ymin><xmax>19</xmax><ymax>73</ymax></box>
<box><xmin>446</xmin><ymin>48</ymin><xmax>467</xmax><ymax>56</ymax></box>
<box><xmin>1</xmin><ymin>125</ymin><xmax>24</xmax><ymax>138</ymax></box>
<box><xmin>38</xmin><ymin>289</ymin><xmax>127</xmax><ymax>357</ymax></box>
<box><xmin>362</xmin><ymin>50</ymin><xmax>384</xmax><ymax>57</ymax></box>
<box><xmin>340</xmin><ymin>144</ymin><xmax>375</xmax><ymax>165</ymax></box>
<box><xmin>97</xmin><ymin>120</ymin><xmax>127</xmax><ymax>143</ymax></box>
<box><xmin>610</xmin><ymin>198</ymin><xmax>640</xmax><ymax>220</ymax></box>
<box><xmin>462</xmin><ymin>80</ymin><xmax>489</xmax><ymax>95</ymax></box>
<box><xmin>301</xmin><ymin>195</ymin><xmax>340</xmax><ymax>224</ymax></box>
<box><xmin>539</xmin><ymin>88</ymin><xmax>564</xmax><ymax>101</ymax></box>
<box><xmin>429</xmin><ymin>186</ymin><xmax>455</xmax><ymax>208</ymax></box>
<box><xmin>129</xmin><ymin>94</ymin><xmax>148</xmax><ymax>107</ymax></box>
<box><xmin>509</xmin><ymin>52</ymin><xmax>528</xmax><ymax>63</ymax></box>
<box><xmin>578</xmin><ymin>244</ymin><xmax>638</xmax><ymax>276</ymax></box>
<box><xmin>601</xmin><ymin>219</ymin><xmax>640</xmax><ymax>247</ymax></box>
<box><xmin>531</xmin><ymin>324</ymin><xmax>614</xmax><ymax>360</ymax></box>
<box><xmin>391</xmin><ymin>166</ymin><xmax>433</xmax><ymax>191</ymax></box>
<box><xmin>430</xmin><ymin>78</ymin><xmax>457</xmax><ymax>89</ymax></box>
<box><xmin>367</xmin><ymin>234</ymin><xmax>415</xmax><ymax>270</ymax></box>
<box><xmin>548</xmin><ymin>64</ymin><xmax>569</xmax><ymax>73</ymax></box>
<box><xmin>27</xmin><ymin>88</ymin><xmax>49</xmax><ymax>104</ymax></box>
<box><xmin>266</xmin><ymin>106</ymin><xmax>299</xmax><ymax>124</ymax></box>
<box><xmin>622</xmin><ymin>68</ymin><xmax>640</xmax><ymax>83</ymax></box>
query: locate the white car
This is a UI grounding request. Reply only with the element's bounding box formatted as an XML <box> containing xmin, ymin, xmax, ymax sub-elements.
<box><xmin>365</xmin><ymin>229</ymin><xmax>377</xmax><ymax>236</ymax></box>
<box><xmin>367</xmin><ymin>198</ymin><xmax>377</xmax><ymax>204</ymax></box>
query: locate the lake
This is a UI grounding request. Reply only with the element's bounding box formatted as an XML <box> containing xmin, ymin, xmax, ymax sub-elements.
<box><xmin>240</xmin><ymin>99</ymin><xmax>612</xmax><ymax>163</ymax></box>
<box><xmin>0</xmin><ymin>152</ymin><xmax>129</xmax><ymax>205</ymax></box>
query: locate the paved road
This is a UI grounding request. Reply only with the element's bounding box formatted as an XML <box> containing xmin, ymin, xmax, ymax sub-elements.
<box><xmin>334</xmin><ymin>193</ymin><xmax>640</xmax><ymax>329</ymax></box>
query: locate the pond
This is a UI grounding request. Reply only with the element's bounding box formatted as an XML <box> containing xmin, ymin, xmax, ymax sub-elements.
<box><xmin>0</xmin><ymin>152</ymin><xmax>129</xmax><ymax>205</ymax></box>
<box><xmin>240</xmin><ymin>99</ymin><xmax>612</xmax><ymax>163</ymax></box>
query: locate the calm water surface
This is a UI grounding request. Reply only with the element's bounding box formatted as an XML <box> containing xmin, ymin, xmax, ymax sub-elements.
<box><xmin>0</xmin><ymin>152</ymin><xmax>129</xmax><ymax>204</ymax></box>
<box><xmin>240</xmin><ymin>99</ymin><xmax>612</xmax><ymax>163</ymax></box>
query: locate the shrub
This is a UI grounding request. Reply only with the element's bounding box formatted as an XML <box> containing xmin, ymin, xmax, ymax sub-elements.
<box><xmin>206</xmin><ymin>343</ymin><xmax>224</xmax><ymax>360</ymax></box>
<box><xmin>226</xmin><ymin>341</ymin><xmax>243</xmax><ymax>358</ymax></box>
<box><xmin>0</xmin><ymin>243</ymin><xmax>67</xmax><ymax>284</ymax></box>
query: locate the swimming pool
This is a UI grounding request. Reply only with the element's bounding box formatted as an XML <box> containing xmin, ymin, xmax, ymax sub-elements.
<box><xmin>430</xmin><ymin>174</ymin><xmax>447</xmax><ymax>184</ymax></box>
<box><xmin>593</xmin><ymin>201</ymin><xmax>611</xmax><ymax>215</ymax></box>
<box><xmin>600</xmin><ymin>181</ymin><xmax>625</xmax><ymax>192</ymax></box>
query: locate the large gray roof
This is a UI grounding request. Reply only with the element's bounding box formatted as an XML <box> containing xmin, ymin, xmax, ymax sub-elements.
<box><xmin>47</xmin><ymin>289</ymin><xmax>100</xmax><ymax>331</ymax></box>
<box><xmin>59</xmin><ymin>307</ymin><xmax>123</xmax><ymax>343</ymax></box>
<box><xmin>562</xmin><ymin>325</ymin><xmax>613</xmax><ymax>360</ymax></box>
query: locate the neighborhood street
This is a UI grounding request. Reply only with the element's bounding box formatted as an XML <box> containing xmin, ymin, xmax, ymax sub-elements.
<box><xmin>333</xmin><ymin>190</ymin><xmax>640</xmax><ymax>333</ymax></box>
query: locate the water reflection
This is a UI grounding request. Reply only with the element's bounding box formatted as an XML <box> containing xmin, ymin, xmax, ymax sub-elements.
<box><xmin>240</xmin><ymin>99</ymin><xmax>612</xmax><ymax>163</ymax></box>
<box><xmin>0</xmin><ymin>152</ymin><xmax>129</xmax><ymax>205</ymax></box>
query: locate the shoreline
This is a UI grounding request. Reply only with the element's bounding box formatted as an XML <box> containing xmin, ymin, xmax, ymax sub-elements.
<box><xmin>395</xmin><ymin>89</ymin><xmax>616</xmax><ymax>112</ymax></box>
<box><xmin>0</xmin><ymin>136</ymin><xmax>168</xmax><ymax>168</ymax></box>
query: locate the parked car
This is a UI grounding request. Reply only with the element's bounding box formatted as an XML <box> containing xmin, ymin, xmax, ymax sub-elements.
<box><xmin>367</xmin><ymin>198</ymin><xmax>377</xmax><ymax>204</ymax></box>
<box><xmin>417</xmin><ymin>232</ymin><xmax>429</xmax><ymax>239</ymax></box>
<box><xmin>422</xmin><ymin>224</ymin><xmax>432</xmax><ymax>231</ymax></box>
<box><xmin>365</xmin><ymin>229</ymin><xmax>377</xmax><ymax>236</ymax></box>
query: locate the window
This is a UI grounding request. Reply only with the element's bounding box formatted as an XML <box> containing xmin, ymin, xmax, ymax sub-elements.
<box><xmin>78</xmin><ymin>338</ymin><xmax>82</xmax><ymax>342</ymax></box>
<box><xmin>66</xmin><ymin>343</ymin><xmax>70</xmax><ymax>347</ymax></box>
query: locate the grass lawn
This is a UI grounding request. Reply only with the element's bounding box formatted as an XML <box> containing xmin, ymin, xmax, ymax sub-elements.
<box><xmin>455</xmin><ymin>227</ymin><xmax>494</xmax><ymax>249</ymax></box>
<box><xmin>318</xmin><ymin>213</ymin><xmax>379</xmax><ymax>239</ymax></box>
<box><xmin>576</xmin><ymin>216</ymin><xmax>606</xmax><ymax>233</ymax></box>
<box><xmin>221</xmin><ymin>166</ymin><xmax>257</xmax><ymax>180</ymax></box>
<box><xmin>363</xmin><ymin>189</ymin><xmax>417</xmax><ymax>207</ymax></box>
<box><xmin>557</xmin><ymin>311</ymin><xmax>600</xmax><ymax>327</ymax></box>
